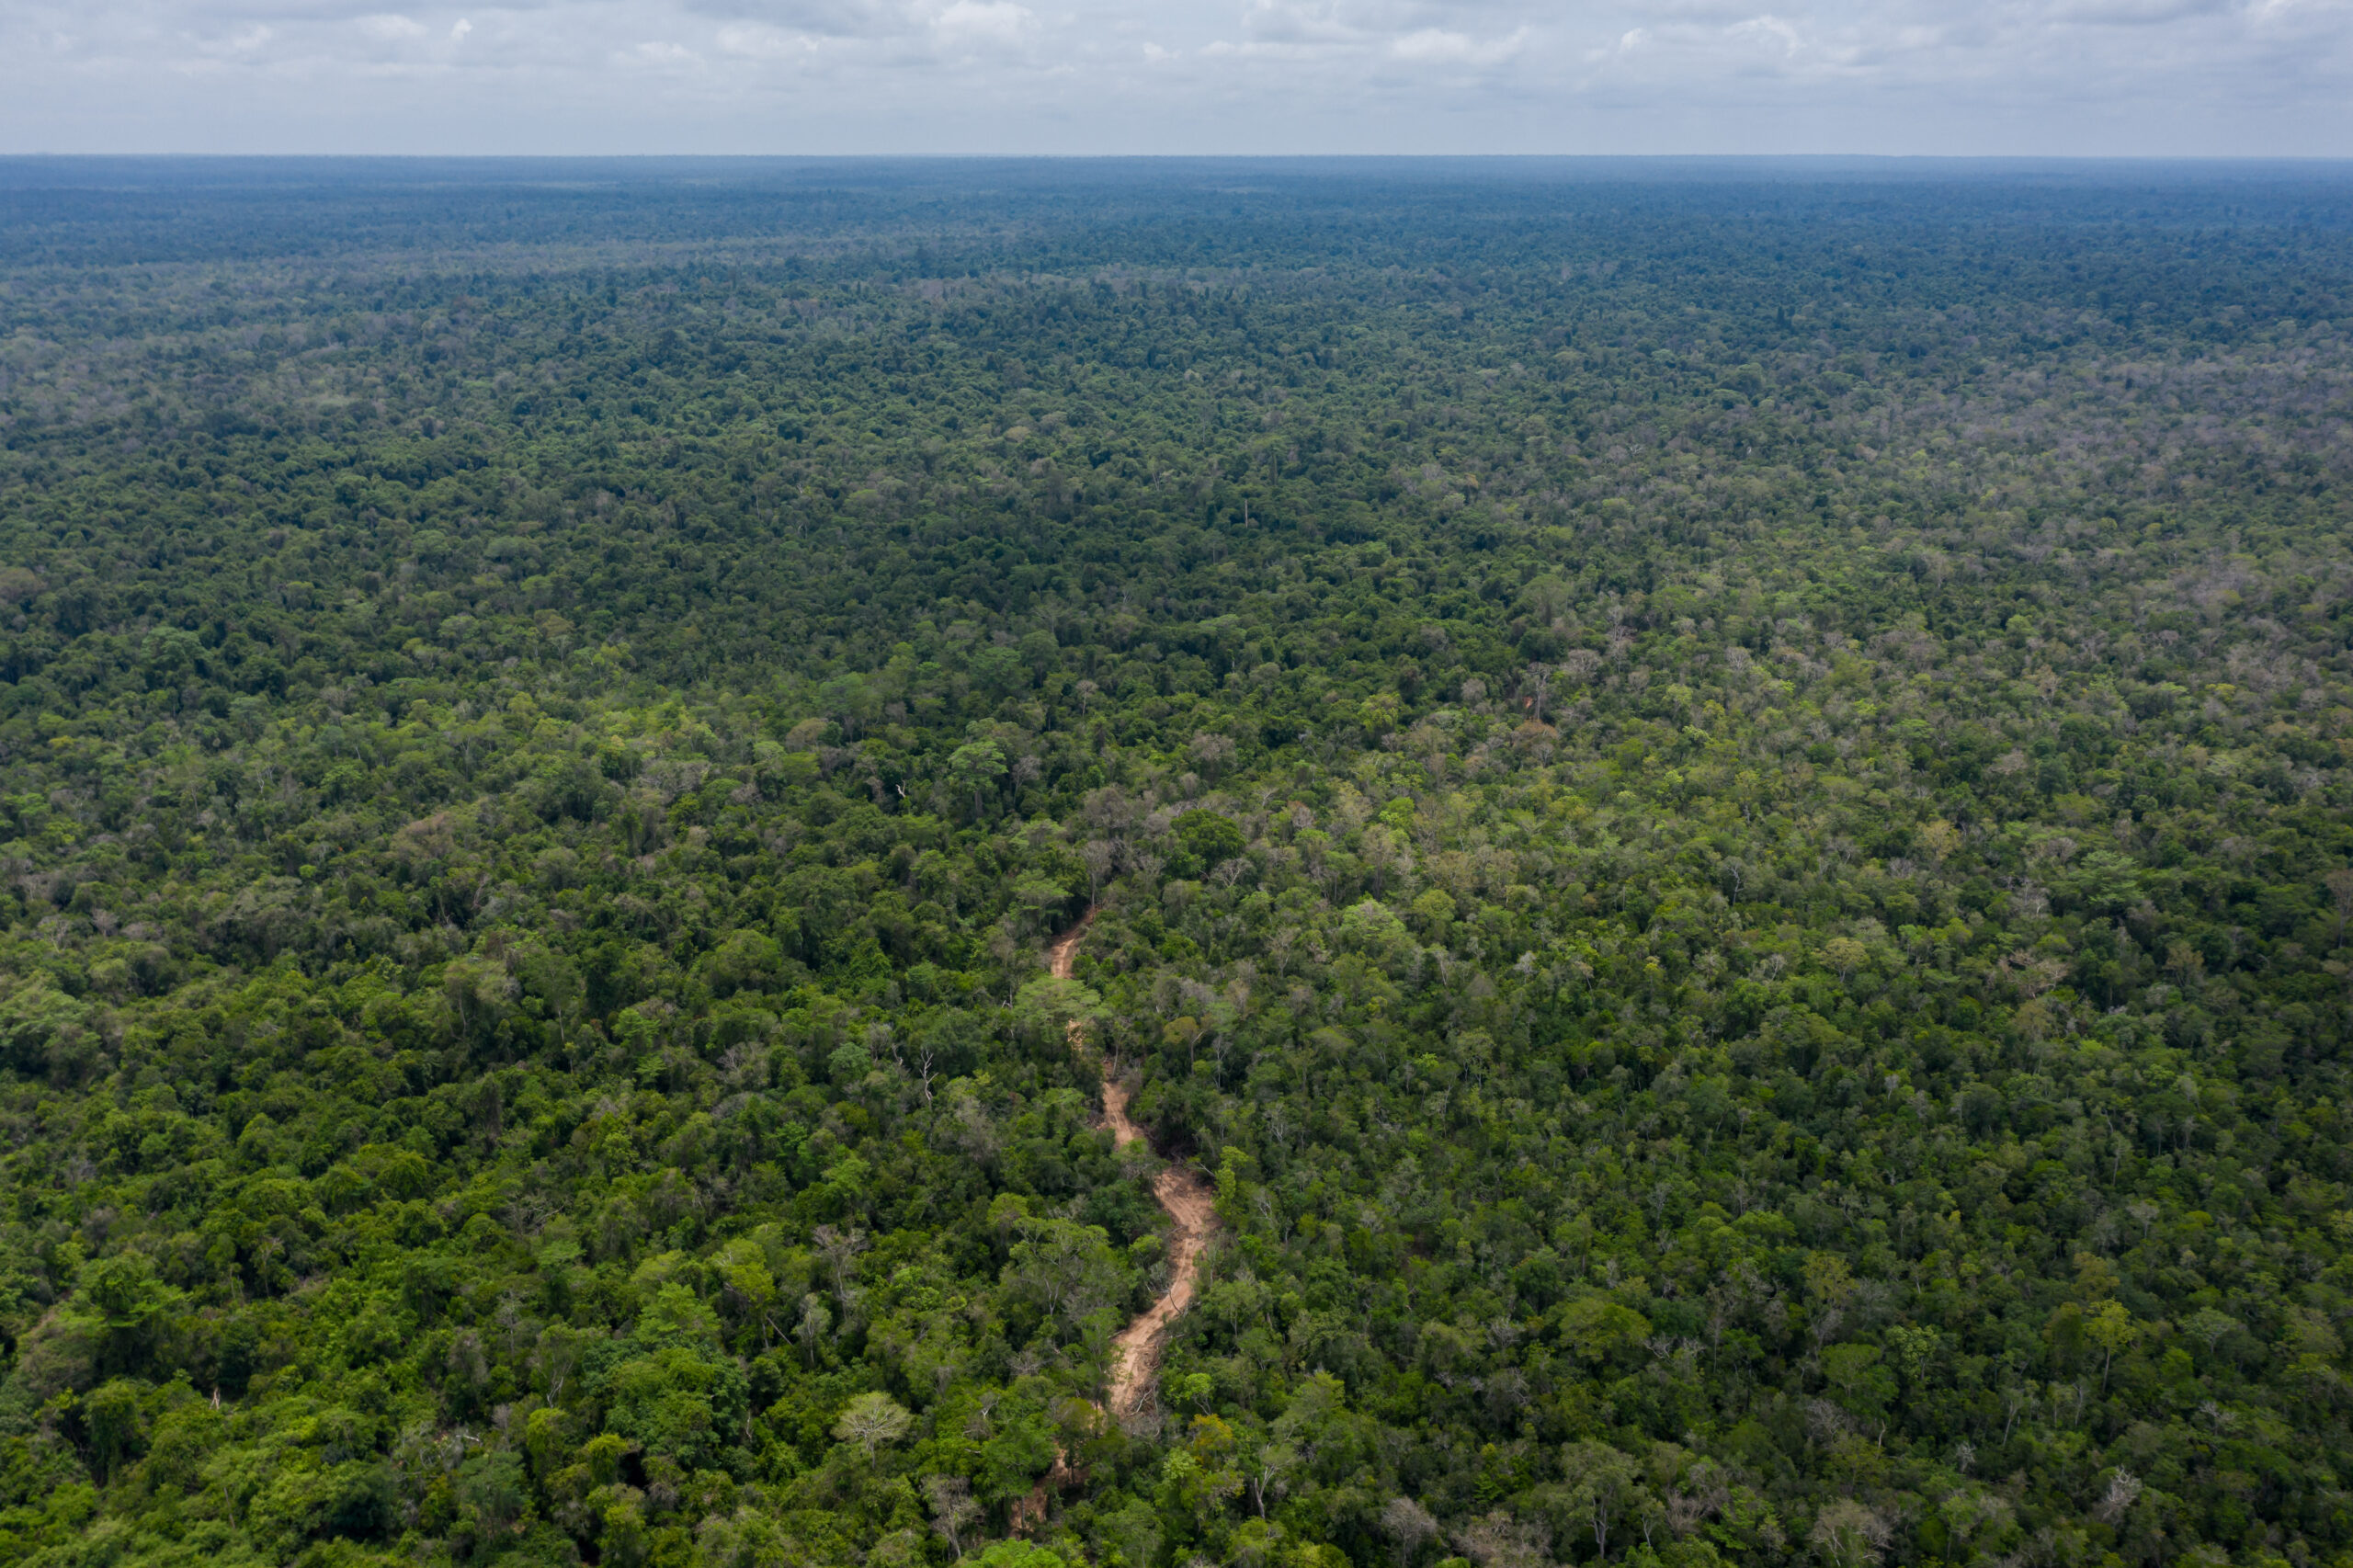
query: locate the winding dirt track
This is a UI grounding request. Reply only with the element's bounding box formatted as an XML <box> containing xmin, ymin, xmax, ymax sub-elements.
<box><xmin>1046</xmin><ymin>910</ymin><xmax>1217</xmax><ymax>1418</ymax></box>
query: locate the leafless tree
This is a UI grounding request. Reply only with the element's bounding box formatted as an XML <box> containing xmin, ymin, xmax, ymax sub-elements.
<box><xmin>814</xmin><ymin>1224</ymin><xmax>869</xmax><ymax>1309</ymax></box>
<box><xmin>834</xmin><ymin>1392</ymin><xmax>912</xmax><ymax>1458</ymax></box>
<box><xmin>1811</xmin><ymin>1500</ymin><xmax>1892</xmax><ymax>1568</ymax></box>
<box><xmin>925</xmin><ymin>1474</ymin><xmax>981</xmax><ymax>1559</ymax></box>
<box><xmin>1380</xmin><ymin>1497</ymin><xmax>1439</xmax><ymax>1567</ymax></box>
<box><xmin>1082</xmin><ymin>838</ymin><xmax>1118</xmax><ymax>903</ymax></box>
<box><xmin>795</xmin><ymin>1292</ymin><xmax>830</xmax><ymax>1368</ymax></box>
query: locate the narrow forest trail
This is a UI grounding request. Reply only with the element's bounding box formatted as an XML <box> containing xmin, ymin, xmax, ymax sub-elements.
<box><xmin>1046</xmin><ymin>910</ymin><xmax>1217</xmax><ymax>1418</ymax></box>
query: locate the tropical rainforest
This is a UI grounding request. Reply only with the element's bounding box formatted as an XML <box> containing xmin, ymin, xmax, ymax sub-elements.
<box><xmin>0</xmin><ymin>158</ymin><xmax>2351</xmax><ymax>1568</ymax></box>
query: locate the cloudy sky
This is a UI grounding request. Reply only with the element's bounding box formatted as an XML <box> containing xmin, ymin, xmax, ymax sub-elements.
<box><xmin>5</xmin><ymin>0</ymin><xmax>2349</xmax><ymax>155</ymax></box>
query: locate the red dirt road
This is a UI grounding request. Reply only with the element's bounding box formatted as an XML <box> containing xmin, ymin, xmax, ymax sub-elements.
<box><xmin>1046</xmin><ymin>911</ymin><xmax>1216</xmax><ymax>1417</ymax></box>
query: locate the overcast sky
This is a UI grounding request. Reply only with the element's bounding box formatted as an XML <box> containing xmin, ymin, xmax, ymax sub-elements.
<box><xmin>5</xmin><ymin>0</ymin><xmax>2349</xmax><ymax>156</ymax></box>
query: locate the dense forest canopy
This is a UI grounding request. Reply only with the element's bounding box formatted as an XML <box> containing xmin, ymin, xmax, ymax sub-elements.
<box><xmin>0</xmin><ymin>158</ymin><xmax>2350</xmax><ymax>1568</ymax></box>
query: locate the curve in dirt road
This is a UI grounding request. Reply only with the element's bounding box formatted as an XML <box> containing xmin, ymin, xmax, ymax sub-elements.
<box><xmin>1047</xmin><ymin>910</ymin><xmax>1216</xmax><ymax>1418</ymax></box>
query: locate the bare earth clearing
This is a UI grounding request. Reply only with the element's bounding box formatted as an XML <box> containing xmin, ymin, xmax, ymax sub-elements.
<box><xmin>1045</xmin><ymin>911</ymin><xmax>1217</xmax><ymax>1418</ymax></box>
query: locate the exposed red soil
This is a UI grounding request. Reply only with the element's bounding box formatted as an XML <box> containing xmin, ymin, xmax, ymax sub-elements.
<box><xmin>1045</xmin><ymin>909</ymin><xmax>1217</xmax><ymax>1418</ymax></box>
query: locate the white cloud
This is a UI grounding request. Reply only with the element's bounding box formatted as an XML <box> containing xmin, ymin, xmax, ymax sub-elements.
<box><xmin>357</xmin><ymin>13</ymin><xmax>427</xmax><ymax>40</ymax></box>
<box><xmin>620</xmin><ymin>37</ymin><xmax>701</xmax><ymax>65</ymax></box>
<box><xmin>1722</xmin><ymin>14</ymin><xmax>1801</xmax><ymax>56</ymax></box>
<box><xmin>0</xmin><ymin>0</ymin><xmax>2345</xmax><ymax>152</ymax></box>
<box><xmin>1387</xmin><ymin>25</ymin><xmax>1526</xmax><ymax>64</ymax></box>
<box><xmin>717</xmin><ymin>18</ymin><xmax>819</xmax><ymax>55</ymax></box>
